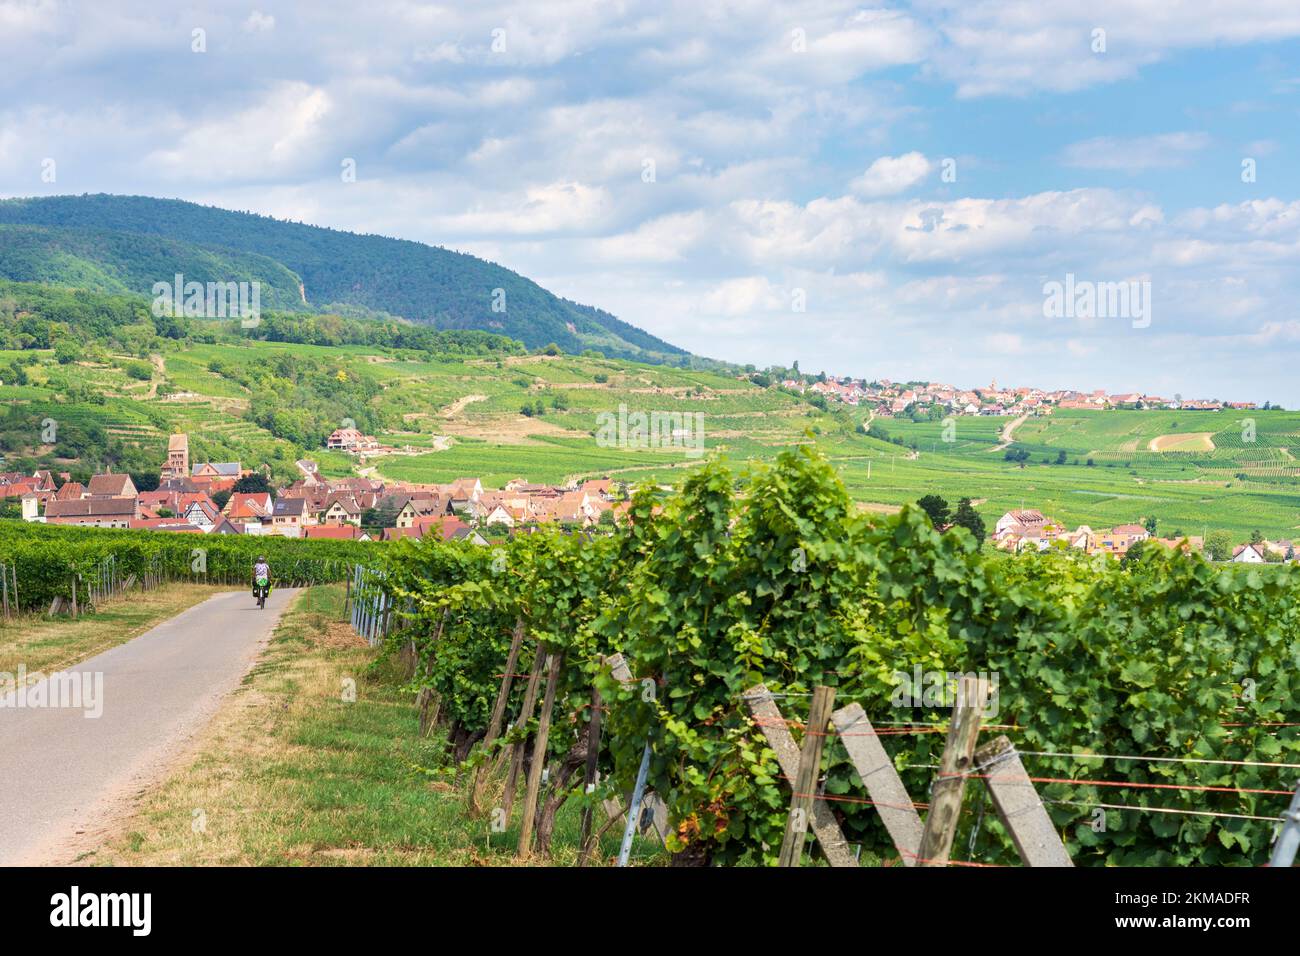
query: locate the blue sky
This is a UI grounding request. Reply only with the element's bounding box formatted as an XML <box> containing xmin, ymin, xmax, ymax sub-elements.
<box><xmin>5</xmin><ymin>1</ymin><xmax>1300</xmax><ymax>403</ymax></box>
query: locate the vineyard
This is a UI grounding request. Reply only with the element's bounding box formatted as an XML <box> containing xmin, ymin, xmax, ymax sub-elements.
<box><xmin>0</xmin><ymin>522</ymin><xmax>370</xmax><ymax>615</ymax></box>
<box><xmin>364</xmin><ymin>445</ymin><xmax>1300</xmax><ymax>866</ymax></box>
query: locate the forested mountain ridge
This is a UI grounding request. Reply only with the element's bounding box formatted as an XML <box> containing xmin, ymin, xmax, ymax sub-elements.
<box><xmin>0</xmin><ymin>194</ymin><xmax>690</xmax><ymax>362</ymax></box>
<box><xmin>0</xmin><ymin>223</ymin><xmax>307</xmax><ymax>312</ymax></box>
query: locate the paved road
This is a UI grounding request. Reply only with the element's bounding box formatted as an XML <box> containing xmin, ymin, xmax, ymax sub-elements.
<box><xmin>0</xmin><ymin>587</ymin><xmax>297</xmax><ymax>865</ymax></box>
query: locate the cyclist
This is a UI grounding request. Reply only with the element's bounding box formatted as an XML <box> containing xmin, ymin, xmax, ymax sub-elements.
<box><xmin>253</xmin><ymin>556</ymin><xmax>271</xmax><ymax>607</ymax></box>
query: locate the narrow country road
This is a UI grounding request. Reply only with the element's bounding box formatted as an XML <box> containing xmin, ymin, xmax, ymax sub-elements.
<box><xmin>990</xmin><ymin>413</ymin><xmax>1028</xmax><ymax>451</ymax></box>
<box><xmin>0</xmin><ymin>587</ymin><xmax>298</xmax><ymax>865</ymax></box>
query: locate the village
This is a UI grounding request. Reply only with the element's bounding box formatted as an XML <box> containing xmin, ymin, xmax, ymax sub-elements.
<box><xmin>784</xmin><ymin>376</ymin><xmax>1262</xmax><ymax>417</ymax></box>
<box><xmin>992</xmin><ymin>508</ymin><xmax>1293</xmax><ymax>564</ymax></box>
<box><xmin>1</xmin><ymin>433</ymin><xmax>629</xmax><ymax>543</ymax></box>
<box><xmin>0</xmin><ymin>428</ymin><xmax>1290</xmax><ymax>563</ymax></box>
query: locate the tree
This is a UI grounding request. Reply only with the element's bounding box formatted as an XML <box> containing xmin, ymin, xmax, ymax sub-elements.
<box><xmin>952</xmin><ymin>497</ymin><xmax>986</xmax><ymax>547</ymax></box>
<box><xmin>1250</xmin><ymin>529</ymin><xmax>1264</xmax><ymax>545</ymax></box>
<box><xmin>54</xmin><ymin>340</ymin><xmax>82</xmax><ymax>364</ymax></box>
<box><xmin>916</xmin><ymin>494</ymin><xmax>951</xmax><ymax>529</ymax></box>
<box><xmin>1055</xmin><ymin>450</ymin><xmax>1067</xmax><ymax>465</ymax></box>
<box><xmin>233</xmin><ymin>474</ymin><xmax>273</xmax><ymax>495</ymax></box>
<box><xmin>1121</xmin><ymin>539</ymin><xmax>1147</xmax><ymax>568</ymax></box>
<box><xmin>1204</xmin><ymin>530</ymin><xmax>1233</xmax><ymax>562</ymax></box>
<box><xmin>130</xmin><ymin>471</ymin><xmax>160</xmax><ymax>493</ymax></box>
<box><xmin>362</xmin><ymin>504</ymin><xmax>399</xmax><ymax>531</ymax></box>
<box><xmin>1143</xmin><ymin>516</ymin><xmax>1157</xmax><ymax>536</ymax></box>
<box><xmin>124</xmin><ymin>360</ymin><xmax>153</xmax><ymax>381</ymax></box>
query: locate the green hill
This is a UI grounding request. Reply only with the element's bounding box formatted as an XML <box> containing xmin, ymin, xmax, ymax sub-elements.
<box><xmin>0</xmin><ymin>194</ymin><xmax>690</xmax><ymax>362</ymax></box>
<box><xmin>0</xmin><ymin>224</ymin><xmax>307</xmax><ymax>312</ymax></box>
<box><xmin>4</xmin><ymin>280</ymin><xmax>1300</xmax><ymax>537</ymax></box>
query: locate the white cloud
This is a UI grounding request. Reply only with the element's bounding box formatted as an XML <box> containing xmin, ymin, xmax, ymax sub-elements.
<box><xmin>243</xmin><ymin>11</ymin><xmax>275</xmax><ymax>33</ymax></box>
<box><xmin>914</xmin><ymin>0</ymin><xmax>1300</xmax><ymax>97</ymax></box>
<box><xmin>430</xmin><ymin>181</ymin><xmax>611</xmax><ymax>235</ymax></box>
<box><xmin>146</xmin><ymin>83</ymin><xmax>333</xmax><ymax>182</ymax></box>
<box><xmin>794</xmin><ymin>9</ymin><xmax>933</xmax><ymax>82</ymax></box>
<box><xmin>986</xmin><ymin>332</ymin><xmax>1026</xmax><ymax>354</ymax></box>
<box><xmin>414</xmin><ymin>42</ymin><xmax>465</xmax><ymax>65</ymax></box>
<box><xmin>700</xmin><ymin>277</ymin><xmax>784</xmax><ymax>316</ymax></box>
<box><xmin>592</xmin><ymin>211</ymin><xmax>709</xmax><ymax>264</ymax></box>
<box><xmin>850</xmin><ymin>152</ymin><xmax>932</xmax><ymax>198</ymax></box>
<box><xmin>1248</xmin><ymin>321</ymin><xmax>1300</xmax><ymax>344</ymax></box>
<box><xmin>6</xmin><ymin>0</ymin><xmax>1300</xmax><ymax>402</ymax></box>
<box><xmin>1061</xmin><ymin>132</ymin><xmax>1210</xmax><ymax>171</ymax></box>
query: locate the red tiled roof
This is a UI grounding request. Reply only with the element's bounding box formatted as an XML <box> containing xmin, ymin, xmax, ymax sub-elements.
<box><xmin>87</xmin><ymin>473</ymin><xmax>134</xmax><ymax>497</ymax></box>
<box><xmin>303</xmin><ymin>525</ymin><xmax>369</xmax><ymax>540</ymax></box>
<box><xmin>47</xmin><ymin>497</ymin><xmax>137</xmax><ymax>518</ymax></box>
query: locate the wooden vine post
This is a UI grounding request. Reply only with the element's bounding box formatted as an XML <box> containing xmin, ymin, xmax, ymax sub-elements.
<box><xmin>744</xmin><ymin>684</ymin><xmax>857</xmax><ymax>867</ymax></box>
<box><xmin>778</xmin><ymin>685</ymin><xmax>836</xmax><ymax>867</ymax></box>
<box><xmin>518</xmin><ymin>648</ymin><xmax>564</xmax><ymax>856</ymax></box>
<box><xmin>416</xmin><ymin>608</ymin><xmax>450</xmax><ymax>736</ymax></box>
<box><xmin>916</xmin><ymin>675</ymin><xmax>989</xmax><ymax>867</ymax></box>
<box><xmin>973</xmin><ymin>735</ymin><xmax>1073</xmax><ymax>867</ymax></box>
<box><xmin>500</xmin><ymin>645</ymin><xmax>547</xmax><ymax>820</ymax></box>
<box><xmin>469</xmin><ymin>617</ymin><xmax>527</xmax><ymax>813</ymax></box>
<box><xmin>603</xmin><ymin>653</ymin><xmax>670</xmax><ymax>854</ymax></box>
<box><xmin>577</xmin><ymin>682</ymin><xmax>604</xmax><ymax>862</ymax></box>
<box><xmin>831</xmin><ymin>702</ymin><xmax>925</xmax><ymax>865</ymax></box>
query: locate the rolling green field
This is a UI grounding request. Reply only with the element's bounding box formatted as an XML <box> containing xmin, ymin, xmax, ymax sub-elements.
<box><xmin>856</xmin><ymin>409</ymin><xmax>1300</xmax><ymax>538</ymax></box>
<box><xmin>6</xmin><ymin>336</ymin><xmax>1299</xmax><ymax>539</ymax></box>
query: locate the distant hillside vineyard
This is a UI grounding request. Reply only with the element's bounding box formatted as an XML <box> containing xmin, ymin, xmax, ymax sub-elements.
<box><xmin>0</xmin><ymin>194</ymin><xmax>689</xmax><ymax>363</ymax></box>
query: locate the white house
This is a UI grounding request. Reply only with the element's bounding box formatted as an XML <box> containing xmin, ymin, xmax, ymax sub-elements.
<box><xmin>1231</xmin><ymin>543</ymin><xmax>1267</xmax><ymax>564</ymax></box>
